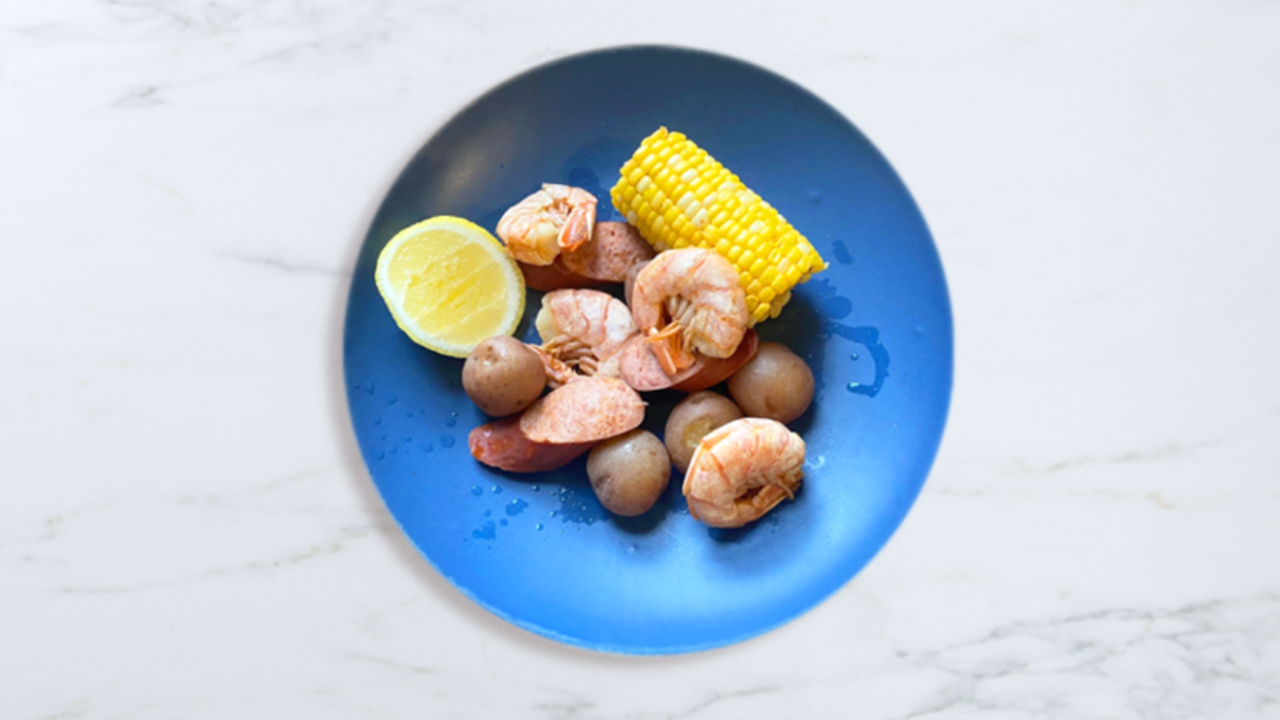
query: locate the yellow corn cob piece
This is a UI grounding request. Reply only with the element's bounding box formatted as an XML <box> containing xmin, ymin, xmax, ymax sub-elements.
<box><xmin>611</xmin><ymin>127</ymin><xmax>827</xmax><ymax>325</ymax></box>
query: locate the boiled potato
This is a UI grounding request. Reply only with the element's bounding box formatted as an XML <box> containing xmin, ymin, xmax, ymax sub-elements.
<box><xmin>727</xmin><ymin>342</ymin><xmax>814</xmax><ymax>423</ymax></box>
<box><xmin>462</xmin><ymin>336</ymin><xmax>546</xmax><ymax>417</ymax></box>
<box><xmin>663</xmin><ymin>391</ymin><xmax>744</xmax><ymax>472</ymax></box>
<box><xmin>587</xmin><ymin>429</ymin><xmax>670</xmax><ymax>516</ymax></box>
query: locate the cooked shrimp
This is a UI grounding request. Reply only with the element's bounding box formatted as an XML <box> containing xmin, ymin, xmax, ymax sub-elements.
<box><xmin>682</xmin><ymin>418</ymin><xmax>805</xmax><ymax>528</ymax></box>
<box><xmin>631</xmin><ymin>248</ymin><xmax>749</xmax><ymax>375</ymax></box>
<box><xmin>496</xmin><ymin>184</ymin><xmax>597</xmax><ymax>266</ymax></box>
<box><xmin>533</xmin><ymin>289</ymin><xmax>636</xmax><ymax>387</ymax></box>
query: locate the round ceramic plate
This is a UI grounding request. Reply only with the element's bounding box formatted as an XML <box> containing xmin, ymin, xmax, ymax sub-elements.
<box><xmin>344</xmin><ymin>46</ymin><xmax>952</xmax><ymax>654</ymax></box>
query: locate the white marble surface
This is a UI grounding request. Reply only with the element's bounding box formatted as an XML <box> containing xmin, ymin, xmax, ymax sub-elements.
<box><xmin>3</xmin><ymin>1</ymin><xmax>1279</xmax><ymax>718</ymax></box>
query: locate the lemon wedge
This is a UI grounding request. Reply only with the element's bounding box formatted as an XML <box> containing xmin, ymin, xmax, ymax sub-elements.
<box><xmin>375</xmin><ymin>216</ymin><xmax>525</xmax><ymax>357</ymax></box>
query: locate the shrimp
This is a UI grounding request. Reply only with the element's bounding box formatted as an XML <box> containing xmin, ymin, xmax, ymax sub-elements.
<box><xmin>631</xmin><ymin>248</ymin><xmax>749</xmax><ymax>376</ymax></box>
<box><xmin>496</xmin><ymin>184</ymin><xmax>597</xmax><ymax>266</ymax></box>
<box><xmin>682</xmin><ymin>418</ymin><xmax>806</xmax><ymax>528</ymax></box>
<box><xmin>533</xmin><ymin>289</ymin><xmax>636</xmax><ymax>387</ymax></box>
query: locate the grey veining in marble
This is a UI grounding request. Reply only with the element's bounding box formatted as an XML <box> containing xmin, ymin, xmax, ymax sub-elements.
<box><xmin>2</xmin><ymin>1</ymin><xmax>1279</xmax><ymax>718</ymax></box>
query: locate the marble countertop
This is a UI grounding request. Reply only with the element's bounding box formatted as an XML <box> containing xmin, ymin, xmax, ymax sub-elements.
<box><xmin>4</xmin><ymin>2</ymin><xmax>1278</xmax><ymax>718</ymax></box>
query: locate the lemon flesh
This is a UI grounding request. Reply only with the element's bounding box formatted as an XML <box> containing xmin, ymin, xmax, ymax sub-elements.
<box><xmin>375</xmin><ymin>217</ymin><xmax>525</xmax><ymax>357</ymax></box>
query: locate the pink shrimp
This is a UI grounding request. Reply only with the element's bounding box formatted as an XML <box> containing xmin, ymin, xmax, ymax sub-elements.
<box><xmin>496</xmin><ymin>184</ymin><xmax>597</xmax><ymax>266</ymax></box>
<box><xmin>630</xmin><ymin>248</ymin><xmax>749</xmax><ymax>376</ymax></box>
<box><xmin>682</xmin><ymin>418</ymin><xmax>806</xmax><ymax>528</ymax></box>
<box><xmin>532</xmin><ymin>289</ymin><xmax>636</xmax><ymax>387</ymax></box>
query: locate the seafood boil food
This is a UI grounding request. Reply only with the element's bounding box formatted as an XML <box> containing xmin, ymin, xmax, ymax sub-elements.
<box><xmin>375</xmin><ymin>127</ymin><xmax>826</xmax><ymax>529</ymax></box>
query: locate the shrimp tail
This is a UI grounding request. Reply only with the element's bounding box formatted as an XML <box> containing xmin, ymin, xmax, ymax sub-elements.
<box><xmin>645</xmin><ymin>323</ymin><xmax>696</xmax><ymax>375</ymax></box>
<box><xmin>558</xmin><ymin>202</ymin><xmax>595</xmax><ymax>252</ymax></box>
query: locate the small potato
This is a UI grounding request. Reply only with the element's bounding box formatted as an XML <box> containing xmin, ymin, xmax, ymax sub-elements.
<box><xmin>462</xmin><ymin>336</ymin><xmax>546</xmax><ymax>417</ymax></box>
<box><xmin>663</xmin><ymin>391</ymin><xmax>744</xmax><ymax>472</ymax></box>
<box><xmin>727</xmin><ymin>342</ymin><xmax>815</xmax><ymax>424</ymax></box>
<box><xmin>587</xmin><ymin>430</ymin><xmax>671</xmax><ymax>517</ymax></box>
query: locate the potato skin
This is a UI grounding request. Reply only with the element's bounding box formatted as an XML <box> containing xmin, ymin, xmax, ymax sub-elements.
<box><xmin>663</xmin><ymin>391</ymin><xmax>744</xmax><ymax>472</ymax></box>
<box><xmin>462</xmin><ymin>336</ymin><xmax>547</xmax><ymax>417</ymax></box>
<box><xmin>726</xmin><ymin>342</ymin><xmax>815</xmax><ymax>424</ymax></box>
<box><xmin>586</xmin><ymin>430</ymin><xmax>671</xmax><ymax>516</ymax></box>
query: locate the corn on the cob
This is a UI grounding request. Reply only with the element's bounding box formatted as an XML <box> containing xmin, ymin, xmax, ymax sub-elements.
<box><xmin>611</xmin><ymin>127</ymin><xmax>827</xmax><ymax>325</ymax></box>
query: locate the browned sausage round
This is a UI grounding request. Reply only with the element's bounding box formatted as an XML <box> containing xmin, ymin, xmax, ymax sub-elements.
<box><xmin>618</xmin><ymin>330</ymin><xmax>759</xmax><ymax>393</ymax></box>
<box><xmin>518</xmin><ymin>377</ymin><xmax>646</xmax><ymax>444</ymax></box>
<box><xmin>468</xmin><ymin>417</ymin><xmax>593</xmax><ymax>473</ymax></box>
<box><xmin>561</xmin><ymin>222</ymin><xmax>655</xmax><ymax>282</ymax></box>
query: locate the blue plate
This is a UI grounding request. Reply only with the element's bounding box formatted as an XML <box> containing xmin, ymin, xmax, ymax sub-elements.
<box><xmin>344</xmin><ymin>46</ymin><xmax>952</xmax><ymax>654</ymax></box>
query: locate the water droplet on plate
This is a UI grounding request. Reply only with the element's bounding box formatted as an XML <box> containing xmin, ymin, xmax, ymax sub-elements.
<box><xmin>831</xmin><ymin>240</ymin><xmax>854</xmax><ymax>265</ymax></box>
<box><xmin>440</xmin><ymin>435</ymin><xmax>455</xmax><ymax>449</ymax></box>
<box><xmin>471</xmin><ymin>486</ymin><xmax>483</xmax><ymax>497</ymax></box>
<box><xmin>445</xmin><ymin>412</ymin><xmax>458</xmax><ymax>428</ymax></box>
